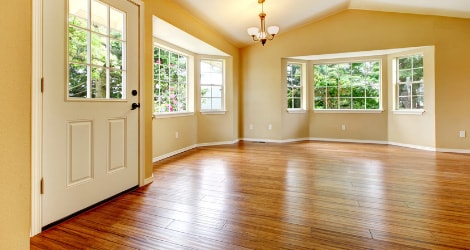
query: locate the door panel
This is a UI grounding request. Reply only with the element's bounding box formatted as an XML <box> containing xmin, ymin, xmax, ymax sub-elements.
<box><xmin>42</xmin><ymin>0</ymin><xmax>139</xmax><ymax>226</ymax></box>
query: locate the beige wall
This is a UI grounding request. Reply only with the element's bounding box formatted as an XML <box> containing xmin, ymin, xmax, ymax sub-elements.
<box><xmin>144</xmin><ymin>0</ymin><xmax>240</xmax><ymax>160</ymax></box>
<box><xmin>0</xmin><ymin>1</ymin><xmax>31</xmax><ymax>249</ymax></box>
<box><xmin>241</xmin><ymin>10</ymin><xmax>470</xmax><ymax>150</ymax></box>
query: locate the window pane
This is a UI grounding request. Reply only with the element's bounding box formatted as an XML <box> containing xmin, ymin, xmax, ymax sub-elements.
<box><xmin>366</xmin><ymin>98</ymin><xmax>380</xmax><ymax>109</ymax></box>
<box><xmin>412</xmin><ymin>83</ymin><xmax>424</xmax><ymax>95</ymax></box>
<box><xmin>413</xmin><ymin>96</ymin><xmax>424</xmax><ymax>109</ymax></box>
<box><xmin>212</xmin><ymin>98</ymin><xmax>222</xmax><ymax>110</ymax></box>
<box><xmin>396</xmin><ymin>54</ymin><xmax>424</xmax><ymax>110</ymax></box>
<box><xmin>69</xmin><ymin>63</ymin><xmax>88</xmax><ymax>98</ymax></box>
<box><xmin>287</xmin><ymin>63</ymin><xmax>303</xmax><ymax>109</ymax></box>
<box><xmin>327</xmin><ymin>98</ymin><xmax>338</xmax><ymax>109</ymax></box>
<box><xmin>110</xmin><ymin>39</ymin><xmax>122</xmax><ymax>69</ymax></box>
<box><xmin>154</xmin><ymin>47</ymin><xmax>188</xmax><ymax>113</ymax></box>
<box><xmin>339</xmin><ymin>87</ymin><xmax>351</xmax><ymax>97</ymax></box>
<box><xmin>366</xmin><ymin>84</ymin><xmax>379</xmax><ymax>97</ymax></box>
<box><xmin>314</xmin><ymin>60</ymin><xmax>380</xmax><ymax>110</ymax></box>
<box><xmin>352</xmin><ymin>98</ymin><xmax>365</xmax><ymax>109</ymax></box>
<box><xmin>413</xmin><ymin>68</ymin><xmax>423</xmax><ymax>81</ymax></box>
<box><xmin>212</xmin><ymin>86</ymin><xmax>222</xmax><ymax>98</ymax></box>
<box><xmin>413</xmin><ymin>55</ymin><xmax>423</xmax><ymax>68</ymax></box>
<box><xmin>398</xmin><ymin>57</ymin><xmax>411</xmax><ymax>69</ymax></box>
<box><xmin>339</xmin><ymin>98</ymin><xmax>351</xmax><ymax>109</ymax></box>
<box><xmin>91</xmin><ymin>0</ymin><xmax>108</xmax><ymax>34</ymax></box>
<box><xmin>110</xmin><ymin>8</ymin><xmax>124</xmax><ymax>39</ymax></box>
<box><xmin>327</xmin><ymin>87</ymin><xmax>338</xmax><ymax>97</ymax></box>
<box><xmin>68</xmin><ymin>26</ymin><xmax>88</xmax><ymax>63</ymax></box>
<box><xmin>201</xmin><ymin>86</ymin><xmax>211</xmax><ymax>98</ymax></box>
<box><xmin>398</xmin><ymin>83</ymin><xmax>410</xmax><ymax>96</ymax></box>
<box><xmin>315</xmin><ymin>98</ymin><xmax>325</xmax><ymax>109</ymax></box>
<box><xmin>398</xmin><ymin>97</ymin><xmax>411</xmax><ymax>109</ymax></box>
<box><xmin>91</xmin><ymin>33</ymin><xmax>107</xmax><ymax>66</ymax></box>
<box><xmin>69</xmin><ymin>0</ymin><xmax>89</xmax><ymax>28</ymax></box>
<box><xmin>91</xmin><ymin>67</ymin><xmax>106</xmax><ymax>98</ymax></box>
<box><xmin>68</xmin><ymin>0</ymin><xmax>126</xmax><ymax>100</ymax></box>
<box><xmin>201</xmin><ymin>98</ymin><xmax>211</xmax><ymax>110</ymax></box>
<box><xmin>110</xmin><ymin>69</ymin><xmax>123</xmax><ymax>98</ymax></box>
<box><xmin>399</xmin><ymin>69</ymin><xmax>412</xmax><ymax>82</ymax></box>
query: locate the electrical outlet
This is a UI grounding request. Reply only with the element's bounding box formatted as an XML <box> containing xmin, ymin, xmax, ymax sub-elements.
<box><xmin>268</xmin><ymin>124</ymin><xmax>272</xmax><ymax>130</ymax></box>
<box><xmin>175</xmin><ymin>131</ymin><xmax>179</xmax><ymax>139</ymax></box>
<box><xmin>341</xmin><ymin>124</ymin><xmax>346</xmax><ymax>131</ymax></box>
<box><xmin>249</xmin><ymin>124</ymin><xmax>253</xmax><ymax>130</ymax></box>
<box><xmin>459</xmin><ymin>130</ymin><xmax>466</xmax><ymax>138</ymax></box>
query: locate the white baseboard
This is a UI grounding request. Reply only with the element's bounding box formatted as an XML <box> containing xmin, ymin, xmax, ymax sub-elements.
<box><xmin>241</xmin><ymin>137</ymin><xmax>310</xmax><ymax>143</ymax></box>
<box><xmin>153</xmin><ymin>138</ymin><xmax>470</xmax><ymax>163</ymax></box>
<box><xmin>143</xmin><ymin>175</ymin><xmax>154</xmax><ymax>186</ymax></box>
<box><xmin>309</xmin><ymin>137</ymin><xmax>388</xmax><ymax>145</ymax></box>
<box><xmin>152</xmin><ymin>145</ymin><xmax>196</xmax><ymax>162</ymax></box>
<box><xmin>152</xmin><ymin>140</ymin><xmax>240</xmax><ymax>162</ymax></box>
<box><xmin>436</xmin><ymin>148</ymin><xmax>470</xmax><ymax>154</ymax></box>
<box><xmin>197</xmin><ymin>139</ymin><xmax>239</xmax><ymax>147</ymax></box>
<box><xmin>388</xmin><ymin>141</ymin><xmax>436</xmax><ymax>151</ymax></box>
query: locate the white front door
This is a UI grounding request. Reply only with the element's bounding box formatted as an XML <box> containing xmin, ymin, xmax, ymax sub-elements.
<box><xmin>42</xmin><ymin>0</ymin><xmax>139</xmax><ymax>226</ymax></box>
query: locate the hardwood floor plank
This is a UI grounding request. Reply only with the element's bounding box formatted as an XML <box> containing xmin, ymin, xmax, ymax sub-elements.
<box><xmin>31</xmin><ymin>141</ymin><xmax>470</xmax><ymax>249</ymax></box>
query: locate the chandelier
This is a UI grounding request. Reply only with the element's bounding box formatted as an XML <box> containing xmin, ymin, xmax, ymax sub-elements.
<box><xmin>247</xmin><ymin>0</ymin><xmax>279</xmax><ymax>46</ymax></box>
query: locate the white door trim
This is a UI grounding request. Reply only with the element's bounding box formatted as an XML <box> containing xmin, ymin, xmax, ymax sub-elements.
<box><xmin>30</xmin><ymin>0</ymin><xmax>148</xmax><ymax>236</ymax></box>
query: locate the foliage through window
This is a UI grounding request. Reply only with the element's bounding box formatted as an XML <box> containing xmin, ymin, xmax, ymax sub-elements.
<box><xmin>153</xmin><ymin>46</ymin><xmax>188</xmax><ymax>113</ymax></box>
<box><xmin>396</xmin><ymin>54</ymin><xmax>424</xmax><ymax>110</ymax></box>
<box><xmin>200</xmin><ymin>59</ymin><xmax>224</xmax><ymax>111</ymax></box>
<box><xmin>287</xmin><ymin>63</ymin><xmax>303</xmax><ymax>109</ymax></box>
<box><xmin>314</xmin><ymin>61</ymin><xmax>381</xmax><ymax>110</ymax></box>
<box><xmin>68</xmin><ymin>0</ymin><xmax>126</xmax><ymax>99</ymax></box>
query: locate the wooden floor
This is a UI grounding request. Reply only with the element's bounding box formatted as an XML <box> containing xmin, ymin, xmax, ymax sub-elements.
<box><xmin>31</xmin><ymin>141</ymin><xmax>470</xmax><ymax>249</ymax></box>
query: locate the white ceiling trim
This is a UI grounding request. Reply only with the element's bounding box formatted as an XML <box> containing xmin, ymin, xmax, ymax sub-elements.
<box><xmin>152</xmin><ymin>16</ymin><xmax>229</xmax><ymax>56</ymax></box>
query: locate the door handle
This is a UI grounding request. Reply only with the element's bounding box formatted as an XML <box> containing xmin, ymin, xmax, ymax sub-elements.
<box><xmin>131</xmin><ymin>103</ymin><xmax>140</xmax><ymax>110</ymax></box>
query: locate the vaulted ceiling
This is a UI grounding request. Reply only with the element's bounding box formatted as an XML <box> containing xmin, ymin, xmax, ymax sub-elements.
<box><xmin>170</xmin><ymin>0</ymin><xmax>470</xmax><ymax>47</ymax></box>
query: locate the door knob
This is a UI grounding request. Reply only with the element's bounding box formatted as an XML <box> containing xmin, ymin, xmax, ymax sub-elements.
<box><xmin>131</xmin><ymin>103</ymin><xmax>140</xmax><ymax>110</ymax></box>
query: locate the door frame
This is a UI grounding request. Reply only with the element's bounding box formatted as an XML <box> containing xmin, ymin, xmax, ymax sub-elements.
<box><xmin>31</xmin><ymin>0</ymin><xmax>148</xmax><ymax>236</ymax></box>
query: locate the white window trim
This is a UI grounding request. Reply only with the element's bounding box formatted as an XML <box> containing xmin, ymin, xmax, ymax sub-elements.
<box><xmin>392</xmin><ymin>53</ymin><xmax>425</xmax><ymax>112</ymax></box>
<box><xmin>153</xmin><ymin>39</ymin><xmax>195</xmax><ymax>114</ymax></box>
<box><xmin>199</xmin><ymin>57</ymin><xmax>226</xmax><ymax>112</ymax></box>
<box><xmin>286</xmin><ymin>60</ymin><xmax>308</xmax><ymax>111</ymax></box>
<box><xmin>392</xmin><ymin>109</ymin><xmax>425</xmax><ymax>115</ymax></box>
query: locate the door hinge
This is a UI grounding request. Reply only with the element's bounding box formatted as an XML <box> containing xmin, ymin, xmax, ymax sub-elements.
<box><xmin>41</xmin><ymin>77</ymin><xmax>44</xmax><ymax>93</ymax></box>
<box><xmin>40</xmin><ymin>177</ymin><xmax>44</xmax><ymax>194</ymax></box>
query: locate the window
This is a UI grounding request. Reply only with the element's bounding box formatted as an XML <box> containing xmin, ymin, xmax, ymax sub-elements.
<box><xmin>313</xmin><ymin>61</ymin><xmax>381</xmax><ymax>110</ymax></box>
<box><xmin>287</xmin><ymin>63</ymin><xmax>303</xmax><ymax>110</ymax></box>
<box><xmin>68</xmin><ymin>0</ymin><xmax>126</xmax><ymax>99</ymax></box>
<box><xmin>200</xmin><ymin>59</ymin><xmax>224</xmax><ymax>111</ymax></box>
<box><xmin>396</xmin><ymin>54</ymin><xmax>424</xmax><ymax>110</ymax></box>
<box><xmin>153</xmin><ymin>46</ymin><xmax>188</xmax><ymax>113</ymax></box>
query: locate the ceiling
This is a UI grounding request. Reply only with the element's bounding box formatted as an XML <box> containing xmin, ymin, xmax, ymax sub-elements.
<box><xmin>170</xmin><ymin>0</ymin><xmax>470</xmax><ymax>47</ymax></box>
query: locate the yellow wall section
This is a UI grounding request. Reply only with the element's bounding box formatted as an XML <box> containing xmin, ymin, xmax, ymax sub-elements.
<box><xmin>0</xmin><ymin>1</ymin><xmax>31</xmax><ymax>249</ymax></box>
<box><xmin>241</xmin><ymin>10</ymin><xmax>470</xmax><ymax>150</ymax></box>
<box><xmin>143</xmin><ymin>0</ymin><xmax>240</xmax><ymax>161</ymax></box>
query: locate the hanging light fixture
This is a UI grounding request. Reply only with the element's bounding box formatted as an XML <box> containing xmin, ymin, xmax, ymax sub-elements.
<box><xmin>247</xmin><ymin>0</ymin><xmax>279</xmax><ymax>46</ymax></box>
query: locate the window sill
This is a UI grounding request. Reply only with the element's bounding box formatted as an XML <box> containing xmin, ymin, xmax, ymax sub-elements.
<box><xmin>392</xmin><ymin>109</ymin><xmax>425</xmax><ymax>115</ymax></box>
<box><xmin>153</xmin><ymin>112</ymin><xmax>194</xmax><ymax>119</ymax></box>
<box><xmin>287</xmin><ymin>109</ymin><xmax>307</xmax><ymax>114</ymax></box>
<box><xmin>200</xmin><ymin>110</ymin><xmax>227</xmax><ymax>115</ymax></box>
<box><xmin>313</xmin><ymin>109</ymin><xmax>384</xmax><ymax>114</ymax></box>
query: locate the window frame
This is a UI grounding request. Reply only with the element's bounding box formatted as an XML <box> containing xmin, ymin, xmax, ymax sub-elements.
<box><xmin>286</xmin><ymin>62</ymin><xmax>307</xmax><ymax>112</ymax></box>
<box><xmin>312</xmin><ymin>58</ymin><xmax>383</xmax><ymax>112</ymax></box>
<box><xmin>394</xmin><ymin>53</ymin><xmax>424</xmax><ymax>112</ymax></box>
<box><xmin>67</xmin><ymin>0</ymin><xmax>128</xmax><ymax>101</ymax></box>
<box><xmin>152</xmin><ymin>40</ymin><xmax>195</xmax><ymax>117</ymax></box>
<box><xmin>199</xmin><ymin>57</ymin><xmax>226</xmax><ymax>113</ymax></box>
